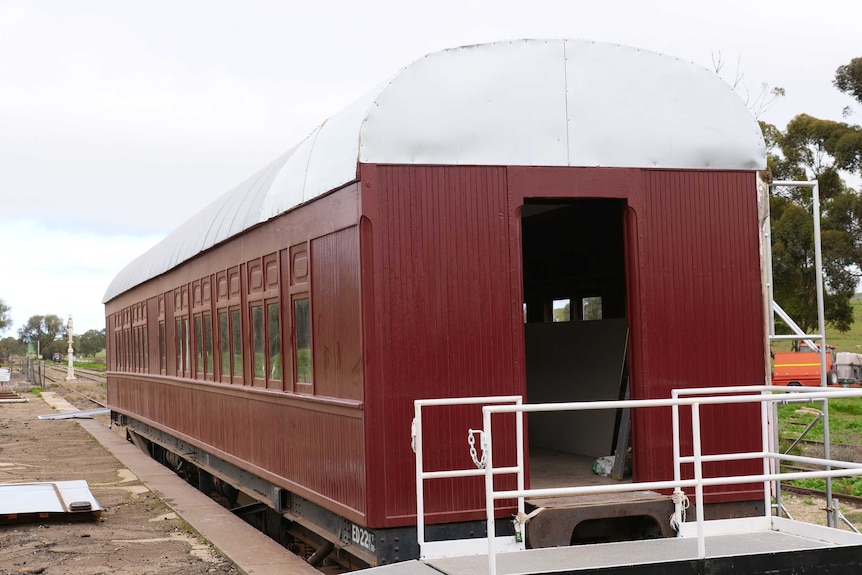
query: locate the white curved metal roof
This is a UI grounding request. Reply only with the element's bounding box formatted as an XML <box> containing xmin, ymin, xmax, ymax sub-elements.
<box><xmin>104</xmin><ymin>38</ymin><xmax>766</xmax><ymax>303</ymax></box>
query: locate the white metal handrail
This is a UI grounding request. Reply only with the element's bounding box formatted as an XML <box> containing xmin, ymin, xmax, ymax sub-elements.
<box><xmin>412</xmin><ymin>395</ymin><xmax>525</xmax><ymax>559</ymax></box>
<box><xmin>412</xmin><ymin>385</ymin><xmax>862</xmax><ymax>575</ymax></box>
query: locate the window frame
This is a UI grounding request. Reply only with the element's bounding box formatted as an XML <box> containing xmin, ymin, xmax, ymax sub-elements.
<box><xmin>292</xmin><ymin>293</ymin><xmax>313</xmax><ymax>394</ymax></box>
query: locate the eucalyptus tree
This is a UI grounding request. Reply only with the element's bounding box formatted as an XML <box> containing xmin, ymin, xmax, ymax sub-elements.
<box><xmin>0</xmin><ymin>299</ymin><xmax>10</xmax><ymax>333</ymax></box>
<box><xmin>763</xmin><ymin>112</ymin><xmax>862</xmax><ymax>335</ymax></box>
<box><xmin>18</xmin><ymin>314</ymin><xmax>67</xmax><ymax>358</ymax></box>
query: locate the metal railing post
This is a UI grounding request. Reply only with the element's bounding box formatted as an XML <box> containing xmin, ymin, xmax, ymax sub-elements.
<box><xmin>691</xmin><ymin>403</ymin><xmax>706</xmax><ymax>559</ymax></box>
<box><xmin>413</xmin><ymin>406</ymin><xmax>425</xmax><ymax>553</ymax></box>
<box><xmin>772</xmin><ymin>397</ymin><xmax>785</xmax><ymax>518</ymax></box>
<box><xmin>769</xmin><ymin>180</ymin><xmax>833</xmax><ymax>527</ymax></box>
<box><xmin>811</xmin><ymin>181</ymin><xmax>835</xmax><ymax>526</ymax></box>
<box><xmin>671</xmin><ymin>391</ymin><xmax>684</xmax><ymax>532</ymax></box>
<box><xmin>761</xmin><ymin>392</ymin><xmax>772</xmax><ymax>518</ymax></box>
<box><xmin>483</xmin><ymin>406</ymin><xmax>496</xmax><ymax>575</ymax></box>
<box><xmin>515</xmin><ymin>397</ymin><xmax>525</xmax><ymax>521</ymax></box>
<box><xmin>412</xmin><ymin>395</ymin><xmax>523</xmax><ymax>565</ymax></box>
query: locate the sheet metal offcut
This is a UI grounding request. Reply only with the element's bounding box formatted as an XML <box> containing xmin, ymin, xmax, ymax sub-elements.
<box><xmin>38</xmin><ymin>408</ymin><xmax>110</xmax><ymax>420</ymax></box>
<box><xmin>0</xmin><ymin>480</ymin><xmax>103</xmax><ymax>523</ymax></box>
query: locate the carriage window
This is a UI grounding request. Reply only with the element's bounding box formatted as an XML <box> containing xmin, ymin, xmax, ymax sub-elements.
<box><xmin>159</xmin><ymin>322</ymin><xmax>166</xmax><ymax>373</ymax></box>
<box><xmin>175</xmin><ymin>318</ymin><xmax>183</xmax><ymax>375</ymax></box>
<box><xmin>252</xmin><ymin>305</ymin><xmax>265</xmax><ymax>379</ymax></box>
<box><xmin>294</xmin><ymin>298</ymin><xmax>311</xmax><ymax>384</ymax></box>
<box><xmin>139</xmin><ymin>327</ymin><xmax>145</xmax><ymax>372</ymax></box>
<box><xmin>182</xmin><ymin>317</ymin><xmax>190</xmax><ymax>373</ymax></box>
<box><xmin>203</xmin><ymin>312</ymin><xmax>213</xmax><ymax>375</ymax></box>
<box><xmin>133</xmin><ymin>327</ymin><xmax>140</xmax><ymax>372</ymax></box>
<box><xmin>230</xmin><ymin>308</ymin><xmax>242</xmax><ymax>378</ymax></box>
<box><xmin>195</xmin><ymin>315</ymin><xmax>204</xmax><ymax>375</ymax></box>
<box><xmin>176</xmin><ymin>316</ymin><xmax>190</xmax><ymax>376</ymax></box>
<box><xmin>582</xmin><ymin>296</ymin><xmax>603</xmax><ymax>321</ymax></box>
<box><xmin>125</xmin><ymin>329</ymin><xmax>131</xmax><ymax>370</ymax></box>
<box><xmin>552</xmin><ymin>298</ymin><xmax>571</xmax><ymax>322</ymax></box>
<box><xmin>268</xmin><ymin>302</ymin><xmax>281</xmax><ymax>381</ymax></box>
<box><xmin>194</xmin><ymin>313</ymin><xmax>213</xmax><ymax>378</ymax></box>
<box><xmin>219</xmin><ymin>311</ymin><xmax>229</xmax><ymax>377</ymax></box>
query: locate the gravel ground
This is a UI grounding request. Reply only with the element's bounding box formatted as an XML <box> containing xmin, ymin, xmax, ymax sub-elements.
<box><xmin>0</xmin><ymin>372</ymin><xmax>239</xmax><ymax>575</ymax></box>
<box><xmin>780</xmin><ymin>492</ymin><xmax>862</xmax><ymax>530</ymax></box>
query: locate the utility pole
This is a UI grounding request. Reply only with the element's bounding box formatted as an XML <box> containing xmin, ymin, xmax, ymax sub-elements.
<box><xmin>65</xmin><ymin>314</ymin><xmax>75</xmax><ymax>381</ymax></box>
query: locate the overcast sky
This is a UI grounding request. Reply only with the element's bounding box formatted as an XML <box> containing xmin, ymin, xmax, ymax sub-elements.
<box><xmin>1</xmin><ymin>0</ymin><xmax>860</xmax><ymax>337</ymax></box>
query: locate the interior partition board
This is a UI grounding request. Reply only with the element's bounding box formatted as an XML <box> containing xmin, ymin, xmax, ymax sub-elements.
<box><xmin>525</xmin><ymin>318</ymin><xmax>628</xmax><ymax>458</ymax></box>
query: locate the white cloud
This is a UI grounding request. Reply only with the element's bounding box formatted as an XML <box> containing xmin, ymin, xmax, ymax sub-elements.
<box><xmin>0</xmin><ymin>219</ymin><xmax>163</xmax><ymax>336</ymax></box>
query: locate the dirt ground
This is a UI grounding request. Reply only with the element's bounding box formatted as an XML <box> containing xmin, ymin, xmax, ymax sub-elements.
<box><xmin>0</xmin><ymin>372</ymin><xmax>239</xmax><ymax>575</ymax></box>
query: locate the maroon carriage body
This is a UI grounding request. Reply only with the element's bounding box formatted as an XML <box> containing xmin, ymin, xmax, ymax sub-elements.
<box><xmin>104</xmin><ymin>40</ymin><xmax>768</xmax><ymax>563</ymax></box>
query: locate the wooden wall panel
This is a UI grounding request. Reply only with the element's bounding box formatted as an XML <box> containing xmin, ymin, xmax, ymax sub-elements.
<box><xmin>361</xmin><ymin>165</ymin><xmax>521</xmax><ymax>527</ymax></box>
<box><xmin>311</xmin><ymin>226</ymin><xmax>362</xmax><ymax>400</ymax></box>
<box><xmin>630</xmin><ymin>170</ymin><xmax>765</xmax><ymax>500</ymax></box>
<box><xmin>108</xmin><ymin>376</ymin><xmax>366</xmax><ymax>521</ymax></box>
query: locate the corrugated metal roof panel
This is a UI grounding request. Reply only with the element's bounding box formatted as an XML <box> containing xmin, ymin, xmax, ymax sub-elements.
<box><xmin>104</xmin><ymin>38</ymin><xmax>765</xmax><ymax>303</ymax></box>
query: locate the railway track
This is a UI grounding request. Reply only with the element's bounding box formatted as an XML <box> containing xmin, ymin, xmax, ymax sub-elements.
<box><xmin>789</xmin><ymin>437</ymin><xmax>862</xmax><ymax>452</ymax></box>
<box><xmin>781</xmin><ymin>483</ymin><xmax>862</xmax><ymax>507</ymax></box>
<box><xmin>780</xmin><ymin>437</ymin><xmax>862</xmax><ymax>509</ymax></box>
<box><xmin>43</xmin><ymin>364</ymin><xmax>107</xmax><ymax>408</ymax></box>
<box><xmin>44</xmin><ymin>364</ymin><xmax>107</xmax><ymax>383</ymax></box>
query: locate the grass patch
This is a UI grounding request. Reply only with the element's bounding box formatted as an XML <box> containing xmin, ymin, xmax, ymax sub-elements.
<box><xmin>779</xmin><ymin>386</ymin><xmax>862</xmax><ymax>496</ymax></box>
<box><xmin>772</xmin><ymin>299</ymin><xmax>862</xmax><ymax>354</ymax></box>
<box><xmin>789</xmin><ymin>476</ymin><xmax>862</xmax><ymax>497</ymax></box>
<box><xmin>73</xmin><ymin>361</ymin><xmax>106</xmax><ymax>371</ymax></box>
<box><xmin>778</xmin><ymin>398</ymin><xmax>862</xmax><ymax>445</ymax></box>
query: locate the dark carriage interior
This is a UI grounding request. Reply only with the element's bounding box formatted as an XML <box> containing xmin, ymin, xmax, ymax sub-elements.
<box><xmin>521</xmin><ymin>199</ymin><xmax>631</xmax><ymax>487</ymax></box>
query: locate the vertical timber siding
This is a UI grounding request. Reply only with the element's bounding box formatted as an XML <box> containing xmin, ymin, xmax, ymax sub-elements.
<box><xmin>108</xmin><ymin>376</ymin><xmax>366</xmax><ymax>521</ymax></box>
<box><xmin>362</xmin><ymin>165</ymin><xmax>522</xmax><ymax>527</ymax></box>
<box><xmin>631</xmin><ymin>170</ymin><xmax>764</xmax><ymax>499</ymax></box>
<box><xmin>311</xmin><ymin>226</ymin><xmax>363</xmax><ymax>400</ymax></box>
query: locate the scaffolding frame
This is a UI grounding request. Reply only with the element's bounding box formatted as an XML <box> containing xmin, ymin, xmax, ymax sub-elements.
<box><xmin>764</xmin><ymin>179</ymin><xmax>834</xmax><ymax>526</ymax></box>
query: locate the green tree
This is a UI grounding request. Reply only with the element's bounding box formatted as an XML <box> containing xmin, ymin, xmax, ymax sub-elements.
<box><xmin>831</xmin><ymin>57</ymin><xmax>862</xmax><ymax>170</ymax></box>
<box><xmin>778</xmin><ymin>114</ymin><xmax>860</xmax><ymax>201</ymax></box>
<box><xmin>18</xmin><ymin>315</ymin><xmax>66</xmax><ymax>358</ymax></box>
<box><xmin>766</xmin><ymin>115</ymin><xmax>862</xmax><ymax>335</ymax></box>
<box><xmin>0</xmin><ymin>299</ymin><xmax>11</xmax><ymax>334</ymax></box>
<box><xmin>77</xmin><ymin>328</ymin><xmax>106</xmax><ymax>357</ymax></box>
<box><xmin>834</xmin><ymin>57</ymin><xmax>862</xmax><ymax>112</ymax></box>
<box><xmin>770</xmin><ymin>197</ymin><xmax>857</xmax><ymax>334</ymax></box>
<box><xmin>0</xmin><ymin>336</ymin><xmax>26</xmax><ymax>359</ymax></box>
<box><xmin>552</xmin><ymin>302</ymin><xmax>570</xmax><ymax>322</ymax></box>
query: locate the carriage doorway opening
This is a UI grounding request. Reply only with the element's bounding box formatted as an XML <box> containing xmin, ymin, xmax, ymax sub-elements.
<box><xmin>520</xmin><ymin>198</ymin><xmax>631</xmax><ymax>487</ymax></box>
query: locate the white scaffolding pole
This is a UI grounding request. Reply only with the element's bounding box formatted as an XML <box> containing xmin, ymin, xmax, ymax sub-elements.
<box><xmin>767</xmin><ymin>180</ymin><xmax>833</xmax><ymax>526</ymax></box>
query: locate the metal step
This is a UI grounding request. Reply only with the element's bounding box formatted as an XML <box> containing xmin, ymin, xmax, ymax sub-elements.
<box><xmin>526</xmin><ymin>491</ymin><xmax>674</xmax><ymax>548</ymax></box>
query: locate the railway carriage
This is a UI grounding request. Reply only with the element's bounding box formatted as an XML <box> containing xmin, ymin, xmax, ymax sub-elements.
<box><xmin>104</xmin><ymin>39</ymin><xmax>768</xmax><ymax>567</ymax></box>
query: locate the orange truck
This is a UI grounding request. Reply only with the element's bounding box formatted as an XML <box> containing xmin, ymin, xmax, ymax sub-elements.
<box><xmin>772</xmin><ymin>343</ymin><xmax>839</xmax><ymax>387</ymax></box>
